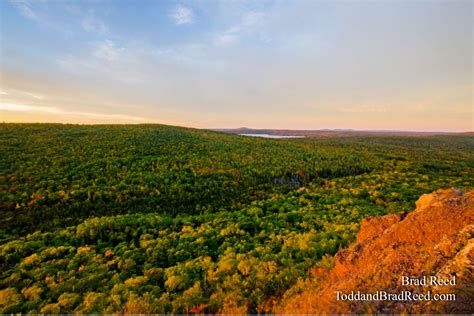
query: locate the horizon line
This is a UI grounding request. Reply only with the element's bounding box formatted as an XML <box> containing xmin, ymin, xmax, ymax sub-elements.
<box><xmin>1</xmin><ymin>121</ymin><xmax>472</xmax><ymax>134</ymax></box>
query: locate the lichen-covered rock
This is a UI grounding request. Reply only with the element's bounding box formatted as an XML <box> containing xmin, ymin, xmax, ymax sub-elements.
<box><xmin>356</xmin><ymin>213</ymin><xmax>405</xmax><ymax>243</ymax></box>
<box><xmin>277</xmin><ymin>189</ymin><xmax>474</xmax><ymax>314</ymax></box>
<box><xmin>415</xmin><ymin>188</ymin><xmax>464</xmax><ymax>210</ymax></box>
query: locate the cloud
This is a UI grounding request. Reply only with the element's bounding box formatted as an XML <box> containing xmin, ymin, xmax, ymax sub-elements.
<box><xmin>93</xmin><ymin>40</ymin><xmax>124</xmax><ymax>62</ymax></box>
<box><xmin>212</xmin><ymin>11</ymin><xmax>267</xmax><ymax>47</ymax></box>
<box><xmin>58</xmin><ymin>39</ymin><xmax>147</xmax><ymax>84</ymax></box>
<box><xmin>81</xmin><ymin>14</ymin><xmax>108</xmax><ymax>34</ymax></box>
<box><xmin>10</xmin><ymin>0</ymin><xmax>46</xmax><ymax>24</ymax></box>
<box><xmin>170</xmin><ymin>4</ymin><xmax>195</xmax><ymax>25</ymax></box>
<box><xmin>9</xmin><ymin>0</ymin><xmax>110</xmax><ymax>37</ymax></box>
<box><xmin>57</xmin><ymin>38</ymin><xmax>223</xmax><ymax>85</ymax></box>
<box><xmin>241</xmin><ymin>11</ymin><xmax>265</xmax><ymax>27</ymax></box>
<box><xmin>213</xmin><ymin>27</ymin><xmax>240</xmax><ymax>46</ymax></box>
<box><xmin>10</xmin><ymin>0</ymin><xmax>39</xmax><ymax>21</ymax></box>
<box><xmin>55</xmin><ymin>38</ymin><xmax>220</xmax><ymax>85</ymax></box>
<box><xmin>339</xmin><ymin>105</ymin><xmax>389</xmax><ymax>113</ymax></box>
<box><xmin>0</xmin><ymin>88</ymin><xmax>44</xmax><ymax>100</ymax></box>
<box><xmin>0</xmin><ymin>102</ymin><xmax>147</xmax><ymax>122</ymax></box>
<box><xmin>25</xmin><ymin>92</ymin><xmax>44</xmax><ymax>100</ymax></box>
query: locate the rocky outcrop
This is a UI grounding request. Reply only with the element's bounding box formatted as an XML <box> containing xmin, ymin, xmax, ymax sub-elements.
<box><xmin>277</xmin><ymin>189</ymin><xmax>474</xmax><ymax>313</ymax></box>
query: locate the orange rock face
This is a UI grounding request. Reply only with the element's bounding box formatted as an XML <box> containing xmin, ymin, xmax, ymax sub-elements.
<box><xmin>276</xmin><ymin>189</ymin><xmax>474</xmax><ymax>314</ymax></box>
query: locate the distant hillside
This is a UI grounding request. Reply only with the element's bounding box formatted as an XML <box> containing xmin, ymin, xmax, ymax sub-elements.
<box><xmin>276</xmin><ymin>188</ymin><xmax>474</xmax><ymax>313</ymax></box>
<box><xmin>213</xmin><ymin>127</ymin><xmax>459</xmax><ymax>137</ymax></box>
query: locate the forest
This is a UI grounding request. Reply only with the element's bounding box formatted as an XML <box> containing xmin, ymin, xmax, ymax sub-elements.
<box><xmin>0</xmin><ymin>123</ymin><xmax>473</xmax><ymax>313</ymax></box>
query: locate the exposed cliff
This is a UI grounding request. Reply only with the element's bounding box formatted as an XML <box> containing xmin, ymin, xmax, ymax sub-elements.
<box><xmin>277</xmin><ymin>188</ymin><xmax>474</xmax><ymax>313</ymax></box>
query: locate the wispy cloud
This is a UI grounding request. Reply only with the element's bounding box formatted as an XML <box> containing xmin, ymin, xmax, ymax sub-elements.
<box><xmin>0</xmin><ymin>102</ymin><xmax>147</xmax><ymax>122</ymax></box>
<box><xmin>212</xmin><ymin>10</ymin><xmax>267</xmax><ymax>46</ymax></box>
<box><xmin>213</xmin><ymin>26</ymin><xmax>240</xmax><ymax>46</ymax></box>
<box><xmin>339</xmin><ymin>105</ymin><xmax>389</xmax><ymax>113</ymax></box>
<box><xmin>9</xmin><ymin>0</ymin><xmax>109</xmax><ymax>37</ymax></box>
<box><xmin>81</xmin><ymin>14</ymin><xmax>108</xmax><ymax>35</ymax></box>
<box><xmin>9</xmin><ymin>0</ymin><xmax>41</xmax><ymax>21</ymax></box>
<box><xmin>170</xmin><ymin>4</ymin><xmax>195</xmax><ymax>25</ymax></box>
<box><xmin>0</xmin><ymin>88</ymin><xmax>44</xmax><ymax>100</ymax></box>
<box><xmin>10</xmin><ymin>0</ymin><xmax>37</xmax><ymax>19</ymax></box>
<box><xmin>241</xmin><ymin>11</ymin><xmax>265</xmax><ymax>27</ymax></box>
<box><xmin>57</xmin><ymin>38</ymin><xmax>223</xmax><ymax>84</ymax></box>
<box><xmin>58</xmin><ymin>39</ymin><xmax>148</xmax><ymax>84</ymax></box>
<box><xmin>93</xmin><ymin>40</ymin><xmax>124</xmax><ymax>62</ymax></box>
<box><xmin>25</xmin><ymin>92</ymin><xmax>44</xmax><ymax>100</ymax></box>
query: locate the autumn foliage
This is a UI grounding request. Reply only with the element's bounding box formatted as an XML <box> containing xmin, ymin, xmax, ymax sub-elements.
<box><xmin>0</xmin><ymin>124</ymin><xmax>472</xmax><ymax>313</ymax></box>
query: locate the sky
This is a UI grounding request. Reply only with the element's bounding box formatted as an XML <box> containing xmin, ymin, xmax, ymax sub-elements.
<box><xmin>0</xmin><ymin>0</ymin><xmax>472</xmax><ymax>131</ymax></box>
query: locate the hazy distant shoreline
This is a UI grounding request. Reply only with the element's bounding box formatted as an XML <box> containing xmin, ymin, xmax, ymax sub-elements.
<box><xmin>239</xmin><ymin>133</ymin><xmax>305</xmax><ymax>139</ymax></box>
<box><xmin>216</xmin><ymin>127</ymin><xmax>473</xmax><ymax>137</ymax></box>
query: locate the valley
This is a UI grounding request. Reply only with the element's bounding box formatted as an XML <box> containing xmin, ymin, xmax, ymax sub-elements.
<box><xmin>0</xmin><ymin>123</ymin><xmax>472</xmax><ymax>313</ymax></box>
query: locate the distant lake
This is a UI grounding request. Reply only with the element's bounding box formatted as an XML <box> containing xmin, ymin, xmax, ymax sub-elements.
<box><xmin>239</xmin><ymin>133</ymin><xmax>305</xmax><ymax>139</ymax></box>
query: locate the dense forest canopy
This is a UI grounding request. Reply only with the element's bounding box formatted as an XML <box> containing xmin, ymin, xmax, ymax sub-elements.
<box><xmin>0</xmin><ymin>124</ymin><xmax>472</xmax><ymax>313</ymax></box>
